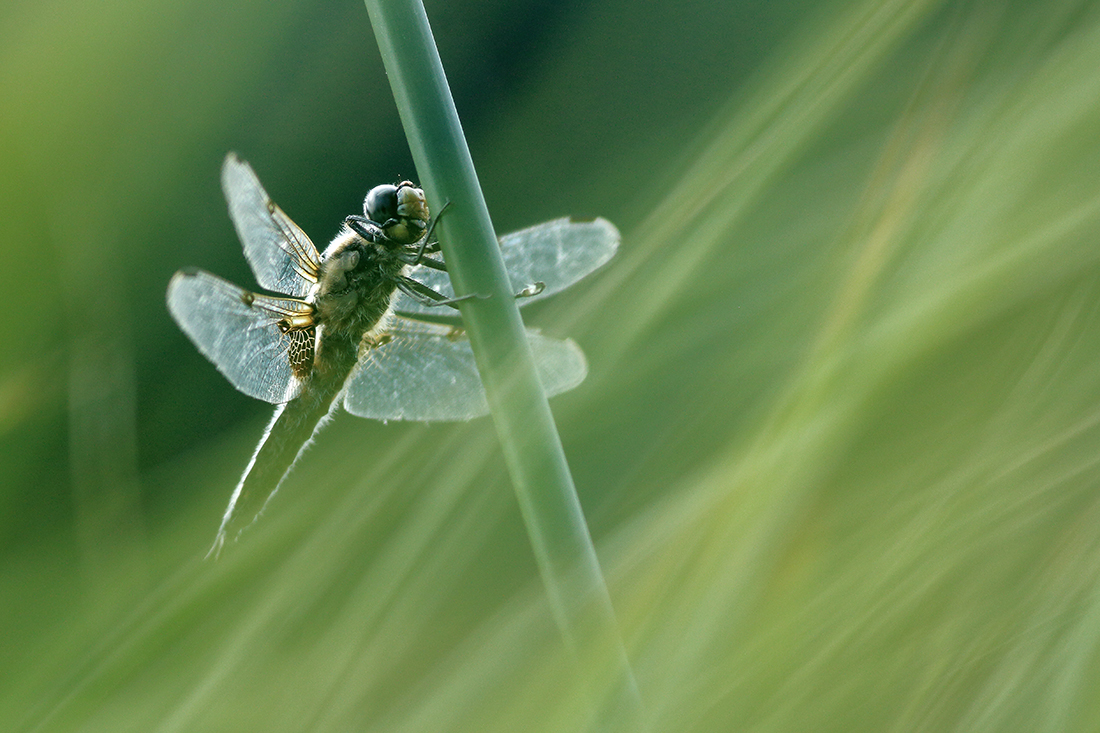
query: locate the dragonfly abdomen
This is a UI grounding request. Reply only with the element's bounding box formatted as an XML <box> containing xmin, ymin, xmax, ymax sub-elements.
<box><xmin>208</xmin><ymin>338</ymin><xmax>357</xmax><ymax>556</ymax></box>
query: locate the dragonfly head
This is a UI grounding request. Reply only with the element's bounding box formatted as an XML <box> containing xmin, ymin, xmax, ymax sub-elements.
<box><xmin>363</xmin><ymin>181</ymin><xmax>429</xmax><ymax>245</ymax></box>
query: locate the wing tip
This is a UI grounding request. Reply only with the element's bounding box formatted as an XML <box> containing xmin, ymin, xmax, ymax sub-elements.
<box><xmin>223</xmin><ymin>151</ymin><xmax>246</xmax><ymax>173</ymax></box>
<box><xmin>221</xmin><ymin>151</ymin><xmax>258</xmax><ymax>197</ymax></box>
<box><xmin>535</xmin><ymin>216</ymin><xmax>622</xmax><ymax>252</ymax></box>
<box><xmin>574</xmin><ymin>216</ymin><xmax>621</xmax><ymax>250</ymax></box>
<box><xmin>166</xmin><ymin>268</ymin><xmax>201</xmax><ymax>308</ymax></box>
<box><xmin>557</xmin><ymin>337</ymin><xmax>589</xmax><ymax>393</ymax></box>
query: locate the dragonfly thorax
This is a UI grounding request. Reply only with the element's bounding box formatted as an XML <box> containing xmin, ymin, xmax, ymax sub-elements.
<box><xmin>313</xmin><ymin>231</ymin><xmax>405</xmax><ymax>344</ymax></box>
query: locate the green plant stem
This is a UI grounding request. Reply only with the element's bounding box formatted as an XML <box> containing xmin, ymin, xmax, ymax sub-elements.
<box><xmin>364</xmin><ymin>0</ymin><xmax>643</xmax><ymax>726</ymax></box>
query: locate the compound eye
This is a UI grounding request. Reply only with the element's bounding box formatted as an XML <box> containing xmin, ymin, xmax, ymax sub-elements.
<box><xmin>364</xmin><ymin>184</ymin><xmax>398</xmax><ymax>222</ymax></box>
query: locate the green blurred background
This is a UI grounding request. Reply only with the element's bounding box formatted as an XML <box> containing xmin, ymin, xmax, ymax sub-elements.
<box><xmin>5</xmin><ymin>0</ymin><xmax>1100</xmax><ymax>729</ymax></box>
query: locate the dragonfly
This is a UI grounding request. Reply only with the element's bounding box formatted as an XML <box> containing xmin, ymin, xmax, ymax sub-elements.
<box><xmin>167</xmin><ymin>153</ymin><xmax>618</xmax><ymax>555</ymax></box>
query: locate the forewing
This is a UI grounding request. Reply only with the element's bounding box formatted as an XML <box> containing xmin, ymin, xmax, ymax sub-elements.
<box><xmin>394</xmin><ymin>217</ymin><xmax>619</xmax><ymax>317</ymax></box>
<box><xmin>343</xmin><ymin>320</ymin><xmax>588</xmax><ymax>421</ymax></box>
<box><xmin>221</xmin><ymin>153</ymin><xmax>322</xmax><ymax>298</ymax></box>
<box><xmin>167</xmin><ymin>269</ymin><xmax>313</xmax><ymax>403</ymax></box>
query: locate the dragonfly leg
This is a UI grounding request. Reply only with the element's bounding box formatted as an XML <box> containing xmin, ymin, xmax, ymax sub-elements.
<box><xmin>345</xmin><ymin>215</ymin><xmax>385</xmax><ymax>241</ymax></box>
<box><xmin>402</xmin><ymin>252</ymin><xmax>447</xmax><ymax>271</ymax></box>
<box><xmin>397</xmin><ymin>200</ymin><xmax>452</xmax><ymax>266</ymax></box>
<box><xmin>420</xmin><ymin>200</ymin><xmax>451</xmax><ymax>251</ymax></box>
<box><xmin>396</xmin><ymin>275</ymin><xmax>484</xmax><ymax>309</ymax></box>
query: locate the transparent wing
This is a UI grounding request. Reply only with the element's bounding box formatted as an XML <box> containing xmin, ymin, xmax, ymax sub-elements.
<box><xmin>394</xmin><ymin>217</ymin><xmax>619</xmax><ymax>317</ymax></box>
<box><xmin>221</xmin><ymin>152</ymin><xmax>322</xmax><ymax>298</ymax></box>
<box><xmin>343</xmin><ymin>320</ymin><xmax>588</xmax><ymax>422</ymax></box>
<box><xmin>167</xmin><ymin>269</ymin><xmax>314</xmax><ymax>404</ymax></box>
